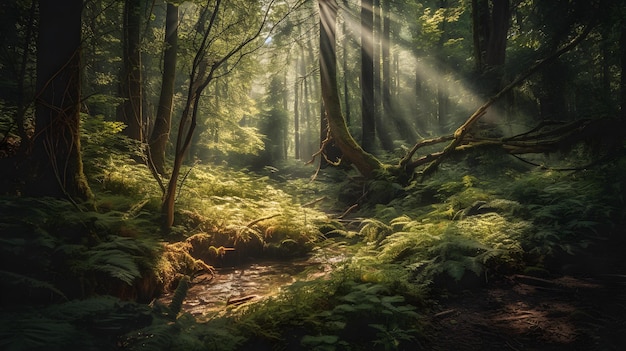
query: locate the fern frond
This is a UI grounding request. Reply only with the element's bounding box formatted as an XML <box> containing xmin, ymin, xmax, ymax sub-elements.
<box><xmin>0</xmin><ymin>270</ymin><xmax>67</xmax><ymax>300</ymax></box>
<box><xmin>0</xmin><ymin>317</ymin><xmax>77</xmax><ymax>350</ymax></box>
<box><xmin>359</xmin><ymin>218</ymin><xmax>393</xmax><ymax>243</ymax></box>
<box><xmin>85</xmin><ymin>248</ymin><xmax>141</xmax><ymax>285</ymax></box>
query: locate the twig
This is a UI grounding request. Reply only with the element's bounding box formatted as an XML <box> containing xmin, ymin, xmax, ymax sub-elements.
<box><xmin>433</xmin><ymin>309</ymin><xmax>457</xmax><ymax>319</ymax></box>
<box><xmin>175</xmin><ymin>160</ymin><xmax>198</xmax><ymax>201</ymax></box>
<box><xmin>302</xmin><ymin>196</ymin><xmax>327</xmax><ymax>208</ymax></box>
<box><xmin>245</xmin><ymin>214</ymin><xmax>281</xmax><ymax>228</ymax></box>
<box><xmin>338</xmin><ymin>204</ymin><xmax>358</xmax><ymax>219</ymax></box>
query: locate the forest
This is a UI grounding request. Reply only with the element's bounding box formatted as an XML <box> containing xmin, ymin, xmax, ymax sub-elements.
<box><xmin>0</xmin><ymin>0</ymin><xmax>625</xmax><ymax>349</ymax></box>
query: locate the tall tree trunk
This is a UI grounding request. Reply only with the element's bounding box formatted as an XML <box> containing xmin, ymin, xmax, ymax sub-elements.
<box><xmin>483</xmin><ymin>0</ymin><xmax>511</xmax><ymax>99</ymax></box>
<box><xmin>342</xmin><ymin>13</ymin><xmax>351</xmax><ymax>126</ymax></box>
<box><xmin>437</xmin><ymin>0</ymin><xmax>449</xmax><ymax>133</ymax></box>
<box><xmin>118</xmin><ymin>0</ymin><xmax>143</xmax><ymax>141</ymax></box>
<box><xmin>149</xmin><ymin>3</ymin><xmax>178</xmax><ymax>175</ymax></box>
<box><xmin>319</xmin><ymin>0</ymin><xmax>382</xmax><ymax>177</ymax></box>
<box><xmin>619</xmin><ymin>13</ymin><xmax>626</xmax><ymax>120</ymax></box>
<box><xmin>485</xmin><ymin>0</ymin><xmax>510</xmax><ymax>67</ymax></box>
<box><xmin>303</xmin><ymin>42</ymin><xmax>315</xmax><ymax>160</ymax></box>
<box><xmin>471</xmin><ymin>0</ymin><xmax>489</xmax><ymax>72</ymax></box>
<box><xmin>361</xmin><ymin>0</ymin><xmax>376</xmax><ymax>151</ymax></box>
<box><xmin>27</xmin><ymin>0</ymin><xmax>92</xmax><ymax>201</ymax></box>
<box><xmin>373</xmin><ymin>0</ymin><xmax>393</xmax><ymax>151</ymax></box>
<box><xmin>294</xmin><ymin>57</ymin><xmax>301</xmax><ymax>159</ymax></box>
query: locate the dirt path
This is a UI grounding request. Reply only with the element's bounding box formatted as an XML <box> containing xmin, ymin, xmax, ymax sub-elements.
<box><xmin>425</xmin><ymin>274</ymin><xmax>626</xmax><ymax>350</ymax></box>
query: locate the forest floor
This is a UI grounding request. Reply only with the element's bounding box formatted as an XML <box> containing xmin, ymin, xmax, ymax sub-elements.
<box><xmin>425</xmin><ymin>270</ymin><xmax>626</xmax><ymax>350</ymax></box>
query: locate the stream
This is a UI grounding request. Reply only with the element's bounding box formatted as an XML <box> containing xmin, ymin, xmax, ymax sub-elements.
<box><xmin>159</xmin><ymin>244</ymin><xmax>350</xmax><ymax>318</ymax></box>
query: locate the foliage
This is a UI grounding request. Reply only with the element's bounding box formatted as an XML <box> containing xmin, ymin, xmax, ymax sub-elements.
<box><xmin>0</xmin><ymin>196</ymin><xmax>161</xmax><ymax>304</ymax></box>
<box><xmin>0</xmin><ymin>296</ymin><xmax>152</xmax><ymax>351</ymax></box>
<box><xmin>81</xmin><ymin>114</ymin><xmax>162</xmax><ymax>200</ymax></box>
<box><xmin>170</xmin><ymin>164</ymin><xmax>330</xmax><ymax>261</ymax></box>
<box><xmin>507</xmin><ymin>168</ymin><xmax>622</xmax><ymax>263</ymax></box>
<box><xmin>223</xmin><ymin>267</ymin><xmax>425</xmax><ymax>351</ymax></box>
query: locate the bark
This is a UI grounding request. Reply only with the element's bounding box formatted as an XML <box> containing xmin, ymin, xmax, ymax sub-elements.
<box><xmin>342</xmin><ymin>13</ymin><xmax>351</xmax><ymax>126</ymax></box>
<box><xmin>471</xmin><ymin>0</ymin><xmax>483</xmax><ymax>71</ymax></box>
<box><xmin>361</xmin><ymin>0</ymin><xmax>376</xmax><ymax>151</ymax></box>
<box><xmin>303</xmin><ymin>41</ymin><xmax>316</xmax><ymax>160</ymax></box>
<box><xmin>319</xmin><ymin>0</ymin><xmax>382</xmax><ymax>177</ymax></box>
<box><xmin>294</xmin><ymin>57</ymin><xmax>301</xmax><ymax>159</ymax></box>
<box><xmin>149</xmin><ymin>3</ymin><xmax>179</xmax><ymax>176</ymax></box>
<box><xmin>27</xmin><ymin>0</ymin><xmax>92</xmax><ymax>201</ymax></box>
<box><xmin>619</xmin><ymin>13</ymin><xmax>626</xmax><ymax>124</ymax></box>
<box><xmin>485</xmin><ymin>0</ymin><xmax>510</xmax><ymax>67</ymax></box>
<box><xmin>381</xmin><ymin>0</ymin><xmax>391</xmax><ymax>122</ymax></box>
<box><xmin>436</xmin><ymin>0</ymin><xmax>449</xmax><ymax>133</ymax></box>
<box><xmin>118</xmin><ymin>0</ymin><xmax>143</xmax><ymax>141</ymax></box>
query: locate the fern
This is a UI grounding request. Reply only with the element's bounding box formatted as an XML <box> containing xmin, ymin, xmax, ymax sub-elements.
<box><xmin>85</xmin><ymin>248</ymin><xmax>140</xmax><ymax>284</ymax></box>
<box><xmin>82</xmin><ymin>237</ymin><xmax>151</xmax><ymax>285</ymax></box>
<box><xmin>0</xmin><ymin>317</ymin><xmax>77</xmax><ymax>350</ymax></box>
<box><xmin>359</xmin><ymin>218</ymin><xmax>393</xmax><ymax>243</ymax></box>
<box><xmin>0</xmin><ymin>270</ymin><xmax>67</xmax><ymax>300</ymax></box>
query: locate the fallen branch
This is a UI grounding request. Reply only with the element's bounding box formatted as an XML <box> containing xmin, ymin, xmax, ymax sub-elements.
<box><xmin>415</xmin><ymin>25</ymin><xmax>594</xmax><ymax>180</ymax></box>
<box><xmin>400</xmin><ymin>134</ymin><xmax>454</xmax><ymax>168</ymax></box>
<box><xmin>404</xmin><ymin>117</ymin><xmax>622</xmax><ymax>173</ymax></box>
<box><xmin>338</xmin><ymin>203</ymin><xmax>358</xmax><ymax>219</ymax></box>
<box><xmin>302</xmin><ymin>196</ymin><xmax>327</xmax><ymax>208</ymax></box>
<box><xmin>245</xmin><ymin>213</ymin><xmax>281</xmax><ymax>228</ymax></box>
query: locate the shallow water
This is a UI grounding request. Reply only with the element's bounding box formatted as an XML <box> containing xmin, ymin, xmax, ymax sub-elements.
<box><xmin>159</xmin><ymin>244</ymin><xmax>348</xmax><ymax>317</ymax></box>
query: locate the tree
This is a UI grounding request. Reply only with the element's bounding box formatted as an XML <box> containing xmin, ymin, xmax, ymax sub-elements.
<box><xmin>26</xmin><ymin>0</ymin><xmax>92</xmax><ymax>200</ymax></box>
<box><xmin>118</xmin><ymin>0</ymin><xmax>143</xmax><ymax>141</ymax></box>
<box><xmin>472</xmin><ymin>0</ymin><xmax>510</xmax><ymax>73</ymax></box>
<box><xmin>149</xmin><ymin>2</ymin><xmax>179</xmax><ymax>175</ymax></box>
<box><xmin>360</xmin><ymin>0</ymin><xmax>376</xmax><ymax>152</ymax></box>
<box><xmin>161</xmin><ymin>0</ymin><xmax>291</xmax><ymax>228</ymax></box>
<box><xmin>318</xmin><ymin>0</ymin><xmax>383</xmax><ymax>177</ymax></box>
<box><xmin>619</xmin><ymin>5</ymin><xmax>626</xmax><ymax>121</ymax></box>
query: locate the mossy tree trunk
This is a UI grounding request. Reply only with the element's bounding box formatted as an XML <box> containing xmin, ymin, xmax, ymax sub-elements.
<box><xmin>27</xmin><ymin>0</ymin><xmax>92</xmax><ymax>201</ymax></box>
<box><xmin>319</xmin><ymin>0</ymin><xmax>383</xmax><ymax>178</ymax></box>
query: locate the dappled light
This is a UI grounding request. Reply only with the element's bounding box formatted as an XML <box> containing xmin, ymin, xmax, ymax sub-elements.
<box><xmin>1</xmin><ymin>0</ymin><xmax>626</xmax><ymax>350</ymax></box>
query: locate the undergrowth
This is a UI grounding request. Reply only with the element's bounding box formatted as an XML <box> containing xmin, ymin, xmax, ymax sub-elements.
<box><xmin>2</xmin><ymin>123</ymin><xmax>624</xmax><ymax>351</ymax></box>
